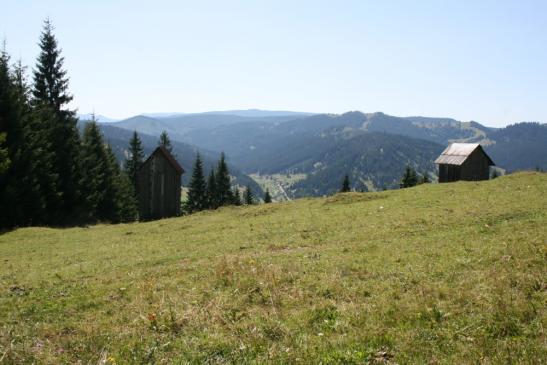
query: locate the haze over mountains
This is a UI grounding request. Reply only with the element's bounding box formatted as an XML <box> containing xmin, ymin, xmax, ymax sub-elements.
<box><xmin>80</xmin><ymin>110</ymin><xmax>547</xmax><ymax>198</ymax></box>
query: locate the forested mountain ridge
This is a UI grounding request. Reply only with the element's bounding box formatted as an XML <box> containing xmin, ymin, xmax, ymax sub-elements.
<box><xmin>94</xmin><ymin>110</ymin><xmax>546</xmax><ymax>198</ymax></box>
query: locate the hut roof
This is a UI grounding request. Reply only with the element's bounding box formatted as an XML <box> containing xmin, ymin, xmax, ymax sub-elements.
<box><xmin>434</xmin><ymin>143</ymin><xmax>494</xmax><ymax>166</ymax></box>
<box><xmin>140</xmin><ymin>146</ymin><xmax>184</xmax><ymax>174</ymax></box>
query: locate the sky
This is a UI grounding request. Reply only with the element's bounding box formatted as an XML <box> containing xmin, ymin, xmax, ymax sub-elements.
<box><xmin>1</xmin><ymin>0</ymin><xmax>546</xmax><ymax>127</ymax></box>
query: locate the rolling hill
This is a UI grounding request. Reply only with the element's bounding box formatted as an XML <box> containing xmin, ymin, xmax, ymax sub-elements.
<box><xmin>1</xmin><ymin>172</ymin><xmax>545</xmax><ymax>363</ymax></box>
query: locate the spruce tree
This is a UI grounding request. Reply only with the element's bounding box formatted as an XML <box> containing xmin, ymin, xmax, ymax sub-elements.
<box><xmin>232</xmin><ymin>187</ymin><xmax>242</xmax><ymax>206</ymax></box>
<box><xmin>185</xmin><ymin>153</ymin><xmax>208</xmax><ymax>213</ymax></box>
<box><xmin>244</xmin><ymin>186</ymin><xmax>254</xmax><ymax>205</ymax></box>
<box><xmin>215</xmin><ymin>152</ymin><xmax>233</xmax><ymax>206</ymax></box>
<box><xmin>263</xmin><ymin>189</ymin><xmax>272</xmax><ymax>203</ymax></box>
<box><xmin>79</xmin><ymin>118</ymin><xmax>110</xmax><ymax>221</ymax></box>
<box><xmin>400</xmin><ymin>166</ymin><xmax>418</xmax><ymax>188</ymax></box>
<box><xmin>206</xmin><ymin>169</ymin><xmax>218</xmax><ymax>209</ymax></box>
<box><xmin>31</xmin><ymin>19</ymin><xmax>82</xmax><ymax>224</ymax></box>
<box><xmin>105</xmin><ymin>145</ymin><xmax>137</xmax><ymax>222</ymax></box>
<box><xmin>340</xmin><ymin>174</ymin><xmax>351</xmax><ymax>192</ymax></box>
<box><xmin>0</xmin><ymin>48</ymin><xmax>54</xmax><ymax>227</ymax></box>
<box><xmin>420</xmin><ymin>172</ymin><xmax>430</xmax><ymax>184</ymax></box>
<box><xmin>0</xmin><ymin>133</ymin><xmax>8</xmax><ymax>175</ymax></box>
<box><xmin>158</xmin><ymin>130</ymin><xmax>174</xmax><ymax>155</ymax></box>
<box><xmin>124</xmin><ymin>130</ymin><xmax>144</xmax><ymax>197</ymax></box>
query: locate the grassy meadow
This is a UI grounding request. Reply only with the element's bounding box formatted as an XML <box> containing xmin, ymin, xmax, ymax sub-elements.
<box><xmin>0</xmin><ymin>172</ymin><xmax>545</xmax><ymax>364</ymax></box>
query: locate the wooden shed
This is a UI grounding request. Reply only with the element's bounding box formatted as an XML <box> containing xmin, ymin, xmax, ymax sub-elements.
<box><xmin>137</xmin><ymin>146</ymin><xmax>184</xmax><ymax>220</ymax></box>
<box><xmin>435</xmin><ymin>143</ymin><xmax>494</xmax><ymax>183</ymax></box>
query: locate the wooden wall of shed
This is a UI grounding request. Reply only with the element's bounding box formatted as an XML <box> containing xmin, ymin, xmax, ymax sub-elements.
<box><xmin>460</xmin><ymin>149</ymin><xmax>491</xmax><ymax>181</ymax></box>
<box><xmin>438</xmin><ymin>164</ymin><xmax>461</xmax><ymax>182</ymax></box>
<box><xmin>137</xmin><ymin>153</ymin><xmax>181</xmax><ymax>220</ymax></box>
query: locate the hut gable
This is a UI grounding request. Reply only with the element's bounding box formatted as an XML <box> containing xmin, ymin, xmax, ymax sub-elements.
<box><xmin>435</xmin><ymin>143</ymin><xmax>495</xmax><ymax>183</ymax></box>
<box><xmin>137</xmin><ymin>147</ymin><xmax>184</xmax><ymax>220</ymax></box>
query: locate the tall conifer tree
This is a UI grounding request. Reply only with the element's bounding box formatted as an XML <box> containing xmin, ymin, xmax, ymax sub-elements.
<box><xmin>124</xmin><ymin>130</ymin><xmax>144</xmax><ymax>197</ymax></box>
<box><xmin>243</xmin><ymin>186</ymin><xmax>254</xmax><ymax>205</ymax></box>
<box><xmin>215</xmin><ymin>152</ymin><xmax>233</xmax><ymax>206</ymax></box>
<box><xmin>206</xmin><ymin>169</ymin><xmax>218</xmax><ymax>209</ymax></box>
<box><xmin>340</xmin><ymin>174</ymin><xmax>351</xmax><ymax>192</ymax></box>
<box><xmin>263</xmin><ymin>189</ymin><xmax>272</xmax><ymax>203</ymax></box>
<box><xmin>158</xmin><ymin>130</ymin><xmax>174</xmax><ymax>155</ymax></box>
<box><xmin>80</xmin><ymin>119</ymin><xmax>108</xmax><ymax>221</ymax></box>
<box><xmin>31</xmin><ymin>19</ymin><xmax>82</xmax><ymax>224</ymax></box>
<box><xmin>185</xmin><ymin>153</ymin><xmax>208</xmax><ymax>213</ymax></box>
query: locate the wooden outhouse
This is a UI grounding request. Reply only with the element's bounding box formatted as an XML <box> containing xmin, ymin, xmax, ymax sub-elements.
<box><xmin>137</xmin><ymin>146</ymin><xmax>184</xmax><ymax>220</ymax></box>
<box><xmin>435</xmin><ymin>143</ymin><xmax>494</xmax><ymax>183</ymax></box>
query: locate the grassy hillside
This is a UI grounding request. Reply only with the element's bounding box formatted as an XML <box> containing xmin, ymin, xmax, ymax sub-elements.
<box><xmin>1</xmin><ymin>173</ymin><xmax>545</xmax><ymax>364</ymax></box>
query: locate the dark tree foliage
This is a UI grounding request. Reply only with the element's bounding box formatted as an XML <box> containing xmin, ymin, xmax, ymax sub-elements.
<box><xmin>244</xmin><ymin>185</ymin><xmax>254</xmax><ymax>205</ymax></box>
<box><xmin>124</xmin><ymin>130</ymin><xmax>144</xmax><ymax>197</ymax></box>
<box><xmin>31</xmin><ymin>19</ymin><xmax>82</xmax><ymax>224</ymax></box>
<box><xmin>158</xmin><ymin>130</ymin><xmax>174</xmax><ymax>155</ymax></box>
<box><xmin>420</xmin><ymin>172</ymin><xmax>430</xmax><ymax>184</ymax></box>
<box><xmin>340</xmin><ymin>174</ymin><xmax>351</xmax><ymax>192</ymax></box>
<box><xmin>0</xmin><ymin>48</ymin><xmax>54</xmax><ymax>227</ymax></box>
<box><xmin>80</xmin><ymin>119</ymin><xmax>136</xmax><ymax>223</ymax></box>
<box><xmin>206</xmin><ymin>169</ymin><xmax>218</xmax><ymax>209</ymax></box>
<box><xmin>105</xmin><ymin>145</ymin><xmax>137</xmax><ymax>222</ymax></box>
<box><xmin>232</xmin><ymin>187</ymin><xmax>242</xmax><ymax>206</ymax></box>
<box><xmin>185</xmin><ymin>153</ymin><xmax>208</xmax><ymax>213</ymax></box>
<box><xmin>400</xmin><ymin>166</ymin><xmax>418</xmax><ymax>188</ymax></box>
<box><xmin>263</xmin><ymin>189</ymin><xmax>272</xmax><ymax>203</ymax></box>
<box><xmin>0</xmin><ymin>133</ymin><xmax>8</xmax><ymax>175</ymax></box>
<box><xmin>215</xmin><ymin>152</ymin><xmax>233</xmax><ymax>206</ymax></box>
<box><xmin>80</xmin><ymin>119</ymin><xmax>108</xmax><ymax>221</ymax></box>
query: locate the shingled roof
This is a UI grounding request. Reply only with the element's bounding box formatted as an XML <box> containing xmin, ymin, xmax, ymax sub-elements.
<box><xmin>141</xmin><ymin>146</ymin><xmax>184</xmax><ymax>174</ymax></box>
<box><xmin>434</xmin><ymin>143</ymin><xmax>494</xmax><ymax>166</ymax></box>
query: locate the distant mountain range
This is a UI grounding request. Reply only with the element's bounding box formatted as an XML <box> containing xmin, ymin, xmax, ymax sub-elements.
<box><xmin>80</xmin><ymin>110</ymin><xmax>546</xmax><ymax>198</ymax></box>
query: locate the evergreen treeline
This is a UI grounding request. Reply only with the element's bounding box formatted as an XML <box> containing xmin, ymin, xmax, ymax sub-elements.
<box><xmin>184</xmin><ymin>153</ymin><xmax>257</xmax><ymax>214</ymax></box>
<box><xmin>0</xmin><ymin>20</ymin><xmax>137</xmax><ymax>228</ymax></box>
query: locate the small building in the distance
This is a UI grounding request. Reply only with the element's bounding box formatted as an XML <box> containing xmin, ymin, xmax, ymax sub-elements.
<box><xmin>137</xmin><ymin>146</ymin><xmax>184</xmax><ymax>220</ymax></box>
<box><xmin>435</xmin><ymin>143</ymin><xmax>495</xmax><ymax>183</ymax></box>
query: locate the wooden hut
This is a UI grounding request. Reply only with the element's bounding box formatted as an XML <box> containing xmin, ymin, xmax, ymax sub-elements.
<box><xmin>137</xmin><ymin>146</ymin><xmax>184</xmax><ymax>220</ymax></box>
<box><xmin>435</xmin><ymin>143</ymin><xmax>494</xmax><ymax>183</ymax></box>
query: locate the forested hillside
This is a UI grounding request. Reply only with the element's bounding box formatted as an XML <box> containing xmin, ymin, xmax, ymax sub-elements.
<box><xmin>77</xmin><ymin>121</ymin><xmax>263</xmax><ymax>196</ymax></box>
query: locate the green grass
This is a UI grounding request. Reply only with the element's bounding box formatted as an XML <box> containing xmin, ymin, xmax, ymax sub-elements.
<box><xmin>1</xmin><ymin>172</ymin><xmax>546</xmax><ymax>364</ymax></box>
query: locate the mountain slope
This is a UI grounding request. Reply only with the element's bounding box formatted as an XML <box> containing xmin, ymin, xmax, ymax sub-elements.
<box><xmin>289</xmin><ymin>132</ymin><xmax>443</xmax><ymax>196</ymax></box>
<box><xmin>484</xmin><ymin>122</ymin><xmax>547</xmax><ymax>171</ymax></box>
<box><xmin>1</xmin><ymin>172</ymin><xmax>545</xmax><ymax>363</ymax></box>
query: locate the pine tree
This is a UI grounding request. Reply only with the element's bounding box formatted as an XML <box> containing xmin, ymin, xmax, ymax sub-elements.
<box><xmin>80</xmin><ymin>119</ymin><xmax>108</xmax><ymax>221</ymax></box>
<box><xmin>215</xmin><ymin>152</ymin><xmax>233</xmax><ymax>206</ymax></box>
<box><xmin>340</xmin><ymin>174</ymin><xmax>351</xmax><ymax>192</ymax></box>
<box><xmin>185</xmin><ymin>153</ymin><xmax>208</xmax><ymax>213</ymax></box>
<box><xmin>0</xmin><ymin>133</ymin><xmax>9</xmax><ymax>176</ymax></box>
<box><xmin>206</xmin><ymin>169</ymin><xmax>218</xmax><ymax>209</ymax></box>
<box><xmin>105</xmin><ymin>145</ymin><xmax>137</xmax><ymax>222</ymax></box>
<box><xmin>263</xmin><ymin>189</ymin><xmax>272</xmax><ymax>203</ymax></box>
<box><xmin>244</xmin><ymin>186</ymin><xmax>254</xmax><ymax>205</ymax></box>
<box><xmin>232</xmin><ymin>187</ymin><xmax>242</xmax><ymax>206</ymax></box>
<box><xmin>158</xmin><ymin>130</ymin><xmax>174</xmax><ymax>156</ymax></box>
<box><xmin>31</xmin><ymin>19</ymin><xmax>82</xmax><ymax>224</ymax></box>
<box><xmin>400</xmin><ymin>166</ymin><xmax>418</xmax><ymax>188</ymax></box>
<box><xmin>420</xmin><ymin>172</ymin><xmax>430</xmax><ymax>184</ymax></box>
<box><xmin>0</xmin><ymin>48</ymin><xmax>54</xmax><ymax>227</ymax></box>
<box><xmin>124</xmin><ymin>130</ymin><xmax>144</xmax><ymax>197</ymax></box>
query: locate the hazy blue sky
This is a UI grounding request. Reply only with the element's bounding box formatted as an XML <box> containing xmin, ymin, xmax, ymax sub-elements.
<box><xmin>2</xmin><ymin>0</ymin><xmax>546</xmax><ymax>126</ymax></box>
